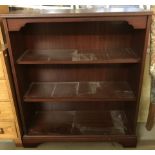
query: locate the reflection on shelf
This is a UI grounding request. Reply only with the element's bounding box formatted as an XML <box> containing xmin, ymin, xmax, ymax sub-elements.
<box><xmin>24</xmin><ymin>81</ymin><xmax>135</xmax><ymax>102</ymax></box>
<box><xmin>28</xmin><ymin>110</ymin><xmax>129</xmax><ymax>136</ymax></box>
<box><xmin>17</xmin><ymin>48</ymin><xmax>140</xmax><ymax>64</ymax></box>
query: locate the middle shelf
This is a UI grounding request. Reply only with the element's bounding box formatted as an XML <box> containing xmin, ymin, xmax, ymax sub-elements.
<box><xmin>17</xmin><ymin>48</ymin><xmax>140</xmax><ymax>65</ymax></box>
<box><xmin>24</xmin><ymin>81</ymin><xmax>135</xmax><ymax>102</ymax></box>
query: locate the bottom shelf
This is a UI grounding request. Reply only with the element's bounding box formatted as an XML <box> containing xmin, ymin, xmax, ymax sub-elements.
<box><xmin>28</xmin><ymin>110</ymin><xmax>131</xmax><ymax>136</ymax></box>
<box><xmin>23</xmin><ymin>134</ymin><xmax>137</xmax><ymax>147</ymax></box>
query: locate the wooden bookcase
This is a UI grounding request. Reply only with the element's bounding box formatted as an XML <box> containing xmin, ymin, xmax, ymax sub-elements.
<box><xmin>0</xmin><ymin>8</ymin><xmax>151</xmax><ymax>147</ymax></box>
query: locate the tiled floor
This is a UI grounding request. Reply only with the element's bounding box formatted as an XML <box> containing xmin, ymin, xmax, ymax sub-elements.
<box><xmin>0</xmin><ymin>123</ymin><xmax>155</xmax><ymax>150</ymax></box>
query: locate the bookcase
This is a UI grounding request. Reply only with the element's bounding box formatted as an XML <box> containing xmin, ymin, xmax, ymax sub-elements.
<box><xmin>1</xmin><ymin>8</ymin><xmax>151</xmax><ymax>147</ymax></box>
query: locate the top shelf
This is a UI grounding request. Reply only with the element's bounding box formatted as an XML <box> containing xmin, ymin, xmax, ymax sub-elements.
<box><xmin>17</xmin><ymin>48</ymin><xmax>140</xmax><ymax>65</ymax></box>
<box><xmin>0</xmin><ymin>7</ymin><xmax>152</xmax><ymax>18</ymax></box>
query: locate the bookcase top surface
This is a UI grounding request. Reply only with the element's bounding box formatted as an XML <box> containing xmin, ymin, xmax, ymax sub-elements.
<box><xmin>0</xmin><ymin>7</ymin><xmax>152</xmax><ymax>18</ymax></box>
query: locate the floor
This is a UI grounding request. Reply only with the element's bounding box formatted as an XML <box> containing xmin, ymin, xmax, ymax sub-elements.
<box><xmin>0</xmin><ymin>123</ymin><xmax>155</xmax><ymax>150</ymax></box>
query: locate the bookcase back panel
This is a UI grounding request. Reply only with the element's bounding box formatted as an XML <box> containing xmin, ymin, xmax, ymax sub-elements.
<box><xmin>9</xmin><ymin>21</ymin><xmax>146</xmax><ymax>64</ymax></box>
<box><xmin>31</xmin><ymin>101</ymin><xmax>133</xmax><ymax>111</ymax></box>
<box><xmin>23</xmin><ymin>22</ymin><xmax>133</xmax><ymax>50</ymax></box>
<box><xmin>23</xmin><ymin>64</ymin><xmax>130</xmax><ymax>82</ymax></box>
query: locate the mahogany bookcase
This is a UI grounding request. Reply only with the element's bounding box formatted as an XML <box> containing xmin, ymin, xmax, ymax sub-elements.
<box><xmin>0</xmin><ymin>8</ymin><xmax>152</xmax><ymax>147</ymax></box>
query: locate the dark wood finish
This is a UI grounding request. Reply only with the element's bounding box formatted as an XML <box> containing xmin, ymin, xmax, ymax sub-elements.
<box><xmin>1</xmin><ymin>8</ymin><xmax>151</xmax><ymax>147</ymax></box>
<box><xmin>17</xmin><ymin>48</ymin><xmax>140</xmax><ymax>64</ymax></box>
<box><xmin>27</xmin><ymin>110</ymin><xmax>130</xmax><ymax>135</ymax></box>
<box><xmin>24</xmin><ymin>81</ymin><xmax>135</xmax><ymax>102</ymax></box>
<box><xmin>0</xmin><ymin>8</ymin><xmax>151</xmax><ymax>31</ymax></box>
<box><xmin>1</xmin><ymin>7</ymin><xmax>152</xmax><ymax>18</ymax></box>
<box><xmin>22</xmin><ymin>21</ymin><xmax>133</xmax><ymax>51</ymax></box>
<box><xmin>7</xmin><ymin>16</ymin><xmax>147</xmax><ymax>31</ymax></box>
<box><xmin>22</xmin><ymin>135</ymin><xmax>137</xmax><ymax>148</ymax></box>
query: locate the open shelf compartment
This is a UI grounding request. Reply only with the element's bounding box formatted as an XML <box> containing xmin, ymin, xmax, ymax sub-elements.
<box><xmin>27</xmin><ymin>110</ymin><xmax>131</xmax><ymax>136</ymax></box>
<box><xmin>24</xmin><ymin>81</ymin><xmax>135</xmax><ymax>102</ymax></box>
<box><xmin>17</xmin><ymin>48</ymin><xmax>140</xmax><ymax>64</ymax></box>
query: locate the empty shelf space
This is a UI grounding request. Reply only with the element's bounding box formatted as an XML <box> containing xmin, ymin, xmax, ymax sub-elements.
<box><xmin>17</xmin><ymin>48</ymin><xmax>140</xmax><ymax>64</ymax></box>
<box><xmin>28</xmin><ymin>110</ymin><xmax>130</xmax><ymax>136</ymax></box>
<box><xmin>24</xmin><ymin>81</ymin><xmax>135</xmax><ymax>102</ymax></box>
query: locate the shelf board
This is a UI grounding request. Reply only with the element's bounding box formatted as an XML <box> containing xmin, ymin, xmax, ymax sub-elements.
<box><xmin>28</xmin><ymin>110</ymin><xmax>130</xmax><ymax>136</ymax></box>
<box><xmin>17</xmin><ymin>48</ymin><xmax>140</xmax><ymax>64</ymax></box>
<box><xmin>23</xmin><ymin>134</ymin><xmax>136</xmax><ymax>144</ymax></box>
<box><xmin>24</xmin><ymin>81</ymin><xmax>135</xmax><ymax>102</ymax></box>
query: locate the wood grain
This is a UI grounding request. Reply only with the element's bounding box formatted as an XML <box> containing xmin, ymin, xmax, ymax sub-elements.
<box><xmin>0</xmin><ymin>80</ymin><xmax>10</xmax><ymax>101</ymax></box>
<box><xmin>28</xmin><ymin>110</ymin><xmax>129</xmax><ymax>135</ymax></box>
<box><xmin>24</xmin><ymin>81</ymin><xmax>135</xmax><ymax>102</ymax></box>
<box><xmin>7</xmin><ymin>16</ymin><xmax>147</xmax><ymax>31</ymax></box>
<box><xmin>0</xmin><ymin>102</ymin><xmax>14</xmax><ymax>120</ymax></box>
<box><xmin>0</xmin><ymin>121</ymin><xmax>17</xmax><ymax>139</ymax></box>
<box><xmin>17</xmin><ymin>48</ymin><xmax>140</xmax><ymax>64</ymax></box>
<box><xmin>3</xmin><ymin>10</ymin><xmax>151</xmax><ymax>147</ymax></box>
<box><xmin>0</xmin><ymin>52</ymin><xmax>4</xmax><ymax>79</ymax></box>
<box><xmin>0</xmin><ymin>26</ymin><xmax>22</xmax><ymax>145</ymax></box>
